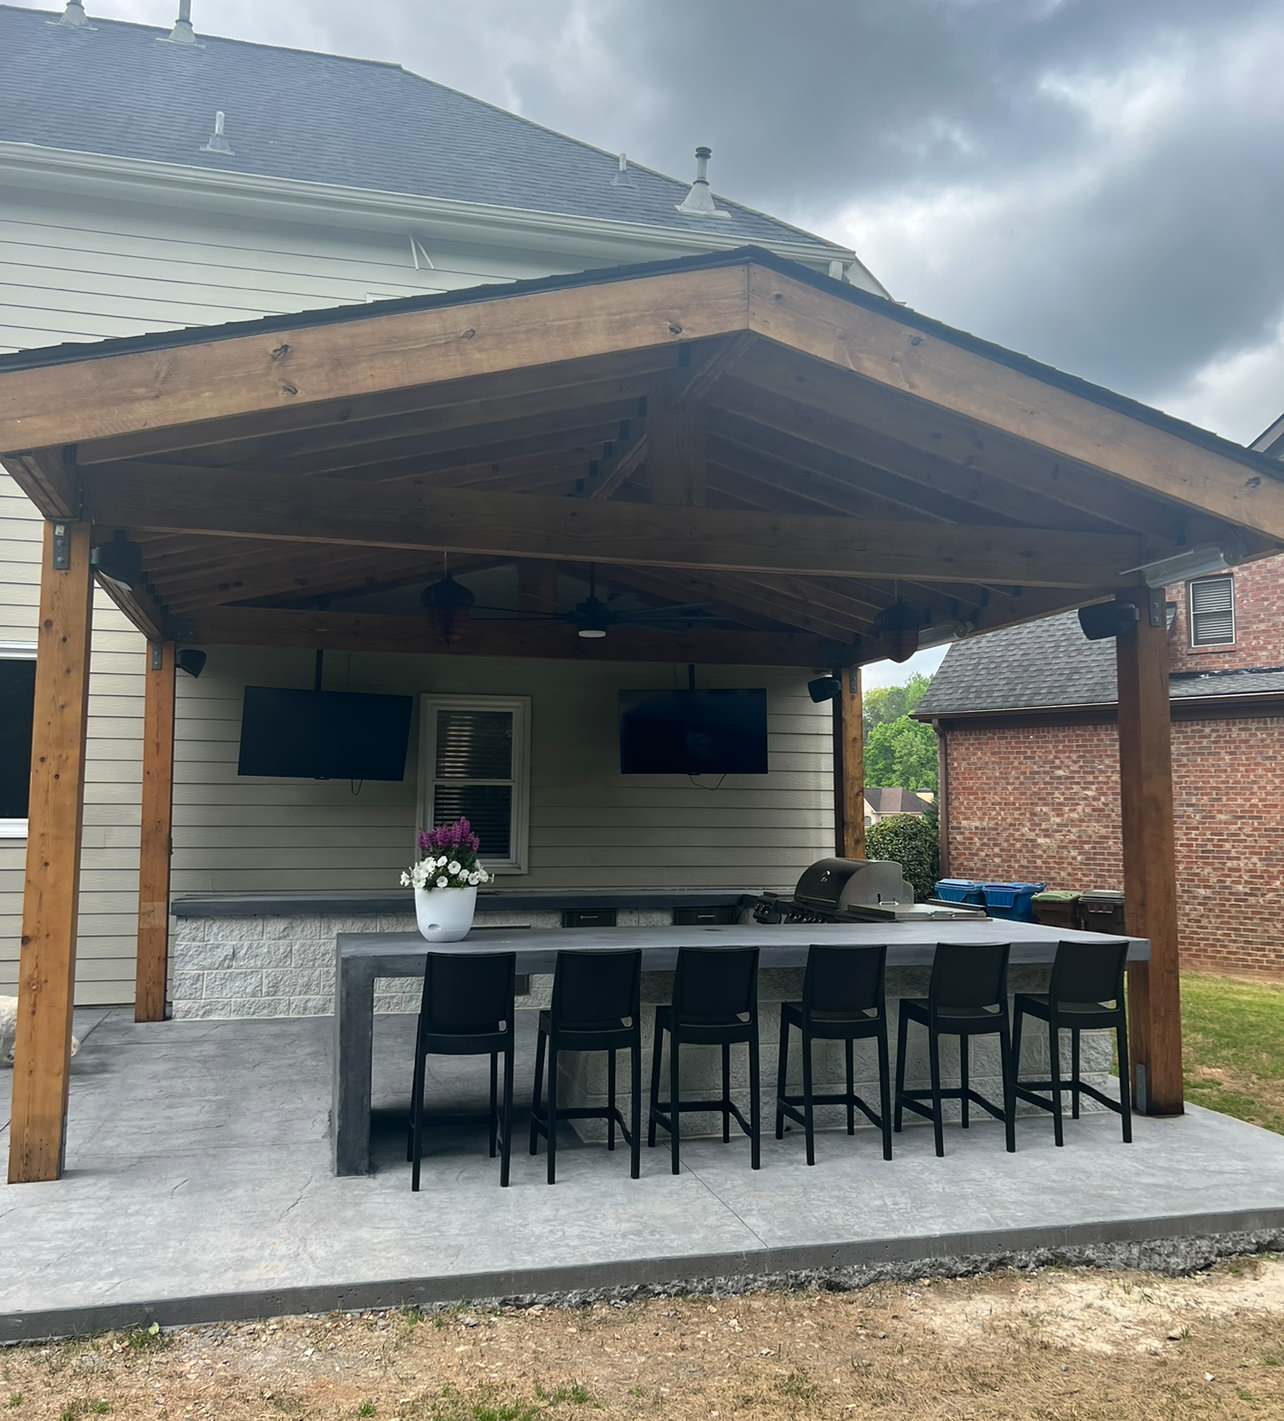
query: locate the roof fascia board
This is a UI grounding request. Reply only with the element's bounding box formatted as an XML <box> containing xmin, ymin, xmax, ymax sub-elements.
<box><xmin>0</xmin><ymin>142</ymin><xmax>866</xmax><ymax>275</ymax></box>
<box><xmin>918</xmin><ymin>688</ymin><xmax>1284</xmax><ymax>722</ymax></box>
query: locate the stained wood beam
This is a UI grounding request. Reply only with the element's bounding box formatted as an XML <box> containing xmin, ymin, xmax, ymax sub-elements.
<box><xmin>81</xmin><ymin>465</ymin><xmax>1152</xmax><ymax>587</ymax></box>
<box><xmin>1116</xmin><ymin>589</ymin><xmax>1183</xmax><ymax>1115</ymax></box>
<box><xmin>646</xmin><ymin>376</ymin><xmax>706</xmax><ymax>506</ymax></box>
<box><xmin>748</xmin><ymin>266</ymin><xmax>1284</xmax><ymax>539</ymax></box>
<box><xmin>0</xmin><ymin>265</ymin><xmax>750</xmax><ymax>453</ymax></box>
<box><xmin>832</xmin><ymin>666</ymin><xmax>865</xmax><ymax>859</ymax></box>
<box><xmin>580</xmin><ymin>431</ymin><xmax>649</xmax><ymax>500</ymax></box>
<box><xmin>136</xmin><ymin>640</ymin><xmax>176</xmax><ymax>1024</ymax></box>
<box><xmin>2</xmin><ymin>451</ymin><xmax>81</xmax><ymax>520</ymax></box>
<box><xmin>181</xmin><ymin>605</ymin><xmax>850</xmax><ymax>666</ymax></box>
<box><xmin>9</xmin><ymin>521</ymin><xmax>93</xmax><ymax>1184</ymax></box>
<box><xmin>94</xmin><ymin>571</ymin><xmax>169</xmax><ymax>642</ymax></box>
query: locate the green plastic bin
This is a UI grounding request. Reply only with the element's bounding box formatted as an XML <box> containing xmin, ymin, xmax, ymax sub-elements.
<box><xmin>1031</xmin><ymin>890</ymin><xmax>1081</xmax><ymax>932</ymax></box>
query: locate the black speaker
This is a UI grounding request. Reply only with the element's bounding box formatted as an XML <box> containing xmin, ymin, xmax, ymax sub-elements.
<box><xmin>807</xmin><ymin>674</ymin><xmax>841</xmax><ymax>704</ymax></box>
<box><xmin>1077</xmin><ymin>601</ymin><xmax>1139</xmax><ymax>641</ymax></box>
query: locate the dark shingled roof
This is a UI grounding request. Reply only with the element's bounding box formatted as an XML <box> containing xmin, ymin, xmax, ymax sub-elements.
<box><xmin>916</xmin><ymin>609</ymin><xmax>1284</xmax><ymax>717</ymax></box>
<box><xmin>865</xmin><ymin>787</ymin><xmax>934</xmax><ymax>815</ymax></box>
<box><xmin>0</xmin><ymin>3</ymin><xmax>844</xmax><ymax>253</ymax></box>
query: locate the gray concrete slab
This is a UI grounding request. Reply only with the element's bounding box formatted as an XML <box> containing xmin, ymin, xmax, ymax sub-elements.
<box><xmin>2</xmin><ymin>1008</ymin><xmax>1281</xmax><ymax>1343</ymax></box>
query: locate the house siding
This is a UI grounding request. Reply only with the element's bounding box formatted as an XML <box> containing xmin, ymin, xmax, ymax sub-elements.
<box><xmin>0</xmin><ymin>176</ymin><xmax>837</xmax><ymax>1005</ymax></box>
<box><xmin>940</xmin><ymin>712</ymin><xmax>1284</xmax><ymax>977</ymax></box>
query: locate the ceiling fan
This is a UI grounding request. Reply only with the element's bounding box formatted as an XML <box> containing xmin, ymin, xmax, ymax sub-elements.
<box><xmin>421</xmin><ymin>565</ymin><xmax>718</xmax><ymax>641</ymax></box>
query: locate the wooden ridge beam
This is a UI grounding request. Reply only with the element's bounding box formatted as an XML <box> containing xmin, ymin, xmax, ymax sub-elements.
<box><xmin>747</xmin><ymin>266</ymin><xmax>1284</xmax><ymax>539</ymax></box>
<box><xmin>81</xmin><ymin>464</ymin><xmax>1153</xmax><ymax>588</ymax></box>
<box><xmin>0</xmin><ymin>265</ymin><xmax>750</xmax><ymax>453</ymax></box>
<box><xmin>181</xmin><ymin>605</ymin><xmax>851</xmax><ymax>667</ymax></box>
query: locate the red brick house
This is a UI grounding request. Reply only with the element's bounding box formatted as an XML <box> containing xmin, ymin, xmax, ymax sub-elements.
<box><xmin>916</xmin><ymin>529</ymin><xmax>1284</xmax><ymax>977</ymax></box>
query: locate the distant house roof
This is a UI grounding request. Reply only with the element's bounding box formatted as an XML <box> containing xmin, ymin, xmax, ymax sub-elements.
<box><xmin>915</xmin><ymin>609</ymin><xmax>1284</xmax><ymax>718</ymax></box>
<box><xmin>0</xmin><ymin>3</ymin><xmax>850</xmax><ymax>257</ymax></box>
<box><xmin>865</xmin><ymin>787</ymin><xmax>933</xmax><ymax>816</ymax></box>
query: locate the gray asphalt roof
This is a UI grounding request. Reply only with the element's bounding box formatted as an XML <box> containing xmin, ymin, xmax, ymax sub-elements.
<box><xmin>916</xmin><ymin>608</ymin><xmax>1284</xmax><ymax>716</ymax></box>
<box><xmin>0</xmin><ymin>3</ymin><xmax>844</xmax><ymax>252</ymax></box>
<box><xmin>865</xmin><ymin>787</ymin><xmax>933</xmax><ymax>814</ymax></box>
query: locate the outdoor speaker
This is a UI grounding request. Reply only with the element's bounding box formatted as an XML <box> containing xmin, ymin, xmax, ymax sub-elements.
<box><xmin>807</xmin><ymin>674</ymin><xmax>841</xmax><ymax>704</ymax></box>
<box><xmin>176</xmin><ymin>649</ymin><xmax>207</xmax><ymax>679</ymax></box>
<box><xmin>1077</xmin><ymin>601</ymin><xmax>1139</xmax><ymax>641</ymax></box>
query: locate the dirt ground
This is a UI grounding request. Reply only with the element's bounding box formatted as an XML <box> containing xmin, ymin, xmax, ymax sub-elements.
<box><xmin>5</xmin><ymin>1256</ymin><xmax>1284</xmax><ymax>1420</ymax></box>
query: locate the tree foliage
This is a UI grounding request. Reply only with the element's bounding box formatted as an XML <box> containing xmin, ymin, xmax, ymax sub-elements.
<box><xmin>862</xmin><ymin>672</ymin><xmax>933</xmax><ymax>735</ymax></box>
<box><xmin>865</xmin><ymin>813</ymin><xmax>940</xmax><ymax>902</ymax></box>
<box><xmin>864</xmin><ymin>715</ymin><xmax>939</xmax><ymax>794</ymax></box>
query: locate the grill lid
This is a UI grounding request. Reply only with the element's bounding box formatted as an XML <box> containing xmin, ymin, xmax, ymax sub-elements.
<box><xmin>793</xmin><ymin>857</ymin><xmax>914</xmax><ymax>910</ymax></box>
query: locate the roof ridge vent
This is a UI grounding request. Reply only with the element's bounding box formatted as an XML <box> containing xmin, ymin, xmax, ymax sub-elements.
<box><xmin>610</xmin><ymin>153</ymin><xmax>637</xmax><ymax>190</ymax></box>
<box><xmin>200</xmin><ymin>110</ymin><xmax>234</xmax><ymax>155</ymax></box>
<box><xmin>161</xmin><ymin>0</ymin><xmax>198</xmax><ymax>45</ymax></box>
<box><xmin>675</xmin><ymin>146</ymin><xmax>730</xmax><ymax>219</ymax></box>
<box><xmin>52</xmin><ymin>0</ymin><xmax>91</xmax><ymax>28</ymax></box>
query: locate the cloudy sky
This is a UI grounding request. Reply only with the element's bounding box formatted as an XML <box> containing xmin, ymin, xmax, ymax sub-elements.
<box><xmin>16</xmin><ymin>0</ymin><xmax>1284</xmax><ymax>682</ymax></box>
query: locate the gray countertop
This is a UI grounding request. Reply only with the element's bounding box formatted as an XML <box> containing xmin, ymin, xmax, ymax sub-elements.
<box><xmin>173</xmin><ymin>887</ymin><xmax>754</xmax><ymax>919</ymax></box>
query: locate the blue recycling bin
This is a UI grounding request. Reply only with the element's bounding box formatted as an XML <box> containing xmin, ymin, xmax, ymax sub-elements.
<box><xmin>981</xmin><ymin>881</ymin><xmax>1047</xmax><ymax>922</ymax></box>
<box><xmin>934</xmin><ymin>878</ymin><xmax>985</xmax><ymax>907</ymax></box>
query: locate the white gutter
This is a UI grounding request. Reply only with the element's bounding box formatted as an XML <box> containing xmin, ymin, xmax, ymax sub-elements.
<box><xmin>0</xmin><ymin>141</ymin><xmax>890</xmax><ymax>296</ymax></box>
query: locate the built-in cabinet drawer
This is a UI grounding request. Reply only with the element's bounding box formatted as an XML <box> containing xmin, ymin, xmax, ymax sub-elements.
<box><xmin>562</xmin><ymin>908</ymin><xmax>618</xmax><ymax>929</ymax></box>
<box><xmin>673</xmin><ymin>905</ymin><xmax>740</xmax><ymax>927</ymax></box>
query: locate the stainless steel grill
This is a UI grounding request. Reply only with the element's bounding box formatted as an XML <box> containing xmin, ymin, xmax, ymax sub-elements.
<box><xmin>752</xmin><ymin>856</ymin><xmax>987</xmax><ymax>925</ymax></box>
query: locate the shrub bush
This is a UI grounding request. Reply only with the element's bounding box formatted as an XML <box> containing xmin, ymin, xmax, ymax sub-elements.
<box><xmin>865</xmin><ymin>813</ymin><xmax>939</xmax><ymax>901</ymax></box>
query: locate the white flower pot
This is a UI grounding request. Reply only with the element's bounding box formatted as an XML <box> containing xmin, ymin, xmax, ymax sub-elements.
<box><xmin>414</xmin><ymin>884</ymin><xmax>478</xmax><ymax>942</ymax></box>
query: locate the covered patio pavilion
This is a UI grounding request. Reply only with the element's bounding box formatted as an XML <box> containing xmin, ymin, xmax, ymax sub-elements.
<box><xmin>4</xmin><ymin>246</ymin><xmax>1284</xmax><ymax>1204</ymax></box>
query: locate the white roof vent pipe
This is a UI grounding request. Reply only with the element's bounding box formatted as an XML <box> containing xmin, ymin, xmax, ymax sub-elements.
<box><xmin>164</xmin><ymin>0</ymin><xmax>197</xmax><ymax>44</ymax></box>
<box><xmin>200</xmin><ymin>110</ymin><xmax>233</xmax><ymax>155</ymax></box>
<box><xmin>610</xmin><ymin>153</ymin><xmax>637</xmax><ymax>190</ymax></box>
<box><xmin>55</xmin><ymin>0</ymin><xmax>91</xmax><ymax>27</ymax></box>
<box><xmin>675</xmin><ymin>145</ymin><xmax>730</xmax><ymax>218</ymax></box>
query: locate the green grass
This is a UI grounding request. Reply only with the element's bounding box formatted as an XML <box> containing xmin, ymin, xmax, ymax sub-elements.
<box><xmin>1183</xmin><ymin>972</ymin><xmax>1284</xmax><ymax>1134</ymax></box>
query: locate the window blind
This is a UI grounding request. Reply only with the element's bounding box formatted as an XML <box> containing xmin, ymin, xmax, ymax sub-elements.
<box><xmin>1189</xmin><ymin>576</ymin><xmax>1234</xmax><ymax>648</ymax></box>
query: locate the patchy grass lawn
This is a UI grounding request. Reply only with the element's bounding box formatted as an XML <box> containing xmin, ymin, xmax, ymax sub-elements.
<box><xmin>3</xmin><ymin>1259</ymin><xmax>1283</xmax><ymax>1420</ymax></box>
<box><xmin>1183</xmin><ymin>972</ymin><xmax>1284</xmax><ymax>1135</ymax></box>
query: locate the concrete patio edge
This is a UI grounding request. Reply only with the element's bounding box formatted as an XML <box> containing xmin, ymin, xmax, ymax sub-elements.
<box><xmin>7</xmin><ymin>1208</ymin><xmax>1283</xmax><ymax>1345</ymax></box>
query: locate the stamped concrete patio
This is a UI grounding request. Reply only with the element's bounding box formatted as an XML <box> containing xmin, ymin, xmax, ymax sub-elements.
<box><xmin>3</xmin><ymin>1007</ymin><xmax>1283</xmax><ymax>1343</ymax></box>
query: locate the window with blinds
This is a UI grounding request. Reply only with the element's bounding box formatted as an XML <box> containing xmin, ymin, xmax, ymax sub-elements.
<box><xmin>418</xmin><ymin>695</ymin><xmax>530</xmax><ymax>872</ymax></box>
<box><xmin>1188</xmin><ymin>575</ymin><xmax>1235</xmax><ymax>648</ymax></box>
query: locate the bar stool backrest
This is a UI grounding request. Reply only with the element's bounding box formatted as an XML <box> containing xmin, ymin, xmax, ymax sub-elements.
<box><xmin>1051</xmin><ymin>939</ymin><xmax>1129</xmax><ymax>1007</ymax></box>
<box><xmin>420</xmin><ymin>952</ymin><xmax>516</xmax><ymax>1034</ymax></box>
<box><xmin>929</xmin><ymin>941</ymin><xmax>1010</xmax><ymax>1011</ymax></box>
<box><xmin>551</xmin><ymin>949</ymin><xmax>642</xmax><ymax>1028</ymax></box>
<box><xmin>803</xmin><ymin>943</ymin><xmax>886</xmax><ymax>1020</ymax></box>
<box><xmin>673</xmin><ymin>946</ymin><xmax>759</xmax><ymax>1025</ymax></box>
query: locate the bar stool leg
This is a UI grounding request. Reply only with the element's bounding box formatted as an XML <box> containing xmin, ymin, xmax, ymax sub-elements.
<box><xmin>774</xmin><ymin>1011</ymin><xmax>789</xmax><ymax>1140</ymax></box>
<box><xmin>529</xmin><ymin>1026</ymin><xmax>546</xmax><ymax>1156</ymax></box>
<box><xmin>500</xmin><ymin>1044</ymin><xmax>514</xmax><ymax>1188</ymax></box>
<box><xmin>801</xmin><ymin>1028</ymin><xmax>816</xmax><ymax>1166</ymax></box>
<box><xmin>411</xmin><ymin>1059</ymin><xmax>426</xmax><ymax>1193</ymax></box>
<box><xmin>408</xmin><ymin>1045</ymin><xmax>426</xmax><ymax>1164</ymax></box>
<box><xmin>845</xmin><ymin>1037</ymin><xmax>856</xmax><ymax>1136</ymax></box>
<box><xmin>893</xmin><ymin>1007</ymin><xmax>909</xmax><ymax>1133</ymax></box>
<box><xmin>546</xmin><ymin>1043</ymin><xmax>559</xmax><ymax>1185</ymax></box>
<box><xmin>1071</xmin><ymin>1028</ymin><xmax>1081</xmax><ymax>1120</ymax></box>
<box><xmin>927</xmin><ymin>1024</ymin><xmax>945</xmax><ymax>1158</ymax></box>
<box><xmin>1048</xmin><ymin>1016</ymin><xmax>1064</xmax><ymax>1147</ymax></box>
<box><xmin>959</xmin><ymin>1035</ymin><xmax>970</xmax><ymax>1129</ymax></box>
<box><xmin>608</xmin><ymin>1049</ymin><xmax>618</xmax><ymax>1152</ymax></box>
<box><xmin>669</xmin><ymin>1031</ymin><xmax>682</xmax><ymax>1176</ymax></box>
<box><xmin>721</xmin><ymin>1042</ymin><xmax>731</xmax><ymax>1144</ymax></box>
<box><xmin>876</xmin><ymin>1021</ymin><xmax>893</xmax><ymax>1162</ymax></box>
<box><xmin>647</xmin><ymin>1015</ymin><xmax>663</xmax><ymax>1148</ymax></box>
<box><xmin>1117</xmin><ymin>1012</ymin><xmax>1133</xmax><ymax>1145</ymax></box>
<box><xmin>999</xmin><ymin>1016</ymin><xmax>1017</xmax><ymax>1154</ymax></box>
<box><xmin>1012</xmin><ymin>1003</ymin><xmax>1025</xmax><ymax>1092</ymax></box>
<box><xmin>630</xmin><ymin>1036</ymin><xmax>642</xmax><ymax>1178</ymax></box>
<box><xmin>748</xmin><ymin>1030</ymin><xmax>762</xmax><ymax>1171</ymax></box>
<box><xmin>488</xmin><ymin>1052</ymin><xmax>498</xmax><ymax>1159</ymax></box>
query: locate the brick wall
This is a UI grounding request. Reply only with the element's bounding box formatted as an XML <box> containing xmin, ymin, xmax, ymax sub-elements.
<box><xmin>1167</xmin><ymin>552</ymin><xmax>1284</xmax><ymax>673</ymax></box>
<box><xmin>942</xmin><ymin>710</ymin><xmax>1284</xmax><ymax>976</ymax></box>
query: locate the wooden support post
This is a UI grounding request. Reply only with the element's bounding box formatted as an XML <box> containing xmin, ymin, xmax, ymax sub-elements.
<box><xmin>135</xmin><ymin>640</ymin><xmax>176</xmax><ymax>1023</ymax></box>
<box><xmin>1116</xmin><ymin>589</ymin><xmax>1183</xmax><ymax>1115</ymax></box>
<box><xmin>646</xmin><ymin>376</ymin><xmax>706</xmax><ymax>507</ymax></box>
<box><xmin>8</xmin><ymin>520</ymin><xmax>94</xmax><ymax>1184</ymax></box>
<box><xmin>832</xmin><ymin>666</ymin><xmax>865</xmax><ymax>859</ymax></box>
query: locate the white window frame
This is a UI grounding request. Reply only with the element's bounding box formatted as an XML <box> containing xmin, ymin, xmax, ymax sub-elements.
<box><xmin>0</xmin><ymin>641</ymin><xmax>36</xmax><ymax>839</ymax></box>
<box><xmin>417</xmin><ymin>694</ymin><xmax>531</xmax><ymax>874</ymax></box>
<box><xmin>1188</xmin><ymin>574</ymin><xmax>1236</xmax><ymax>649</ymax></box>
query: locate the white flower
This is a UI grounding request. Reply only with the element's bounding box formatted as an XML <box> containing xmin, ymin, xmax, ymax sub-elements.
<box><xmin>468</xmin><ymin>871</ymin><xmax>480</xmax><ymax>886</ymax></box>
<box><xmin>447</xmin><ymin>860</ymin><xmax>461</xmax><ymax>875</ymax></box>
<box><xmin>436</xmin><ymin>876</ymin><xmax>448</xmax><ymax>889</ymax></box>
<box><xmin>400</xmin><ymin>871</ymin><xmax>411</xmax><ymax>887</ymax></box>
<box><xmin>478</xmin><ymin>868</ymin><xmax>490</xmax><ymax>884</ymax></box>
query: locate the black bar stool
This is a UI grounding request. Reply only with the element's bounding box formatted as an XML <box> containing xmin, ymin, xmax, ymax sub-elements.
<box><xmin>648</xmin><ymin>946</ymin><xmax>761</xmax><ymax>1174</ymax></box>
<box><xmin>529</xmin><ymin>948</ymin><xmax>643</xmax><ymax>1184</ymax></box>
<box><xmin>408</xmin><ymin>951</ymin><xmax>516</xmax><ymax>1190</ymax></box>
<box><xmin>894</xmin><ymin>941</ymin><xmax>1016</xmax><ymax>1156</ymax></box>
<box><xmin>776</xmin><ymin>944</ymin><xmax>892</xmax><ymax>1165</ymax></box>
<box><xmin>1013</xmin><ymin>939</ymin><xmax>1133</xmax><ymax>1146</ymax></box>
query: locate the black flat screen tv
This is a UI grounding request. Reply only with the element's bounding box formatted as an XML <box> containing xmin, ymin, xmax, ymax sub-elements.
<box><xmin>619</xmin><ymin>688</ymin><xmax>769</xmax><ymax>775</ymax></box>
<box><xmin>237</xmin><ymin>686</ymin><xmax>413</xmax><ymax>781</ymax></box>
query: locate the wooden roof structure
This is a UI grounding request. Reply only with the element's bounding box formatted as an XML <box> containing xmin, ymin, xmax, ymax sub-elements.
<box><xmin>7</xmin><ymin>245</ymin><xmax>1284</xmax><ymax>1185</ymax></box>
<box><xmin>2</xmin><ymin>246</ymin><xmax>1282</xmax><ymax>664</ymax></box>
